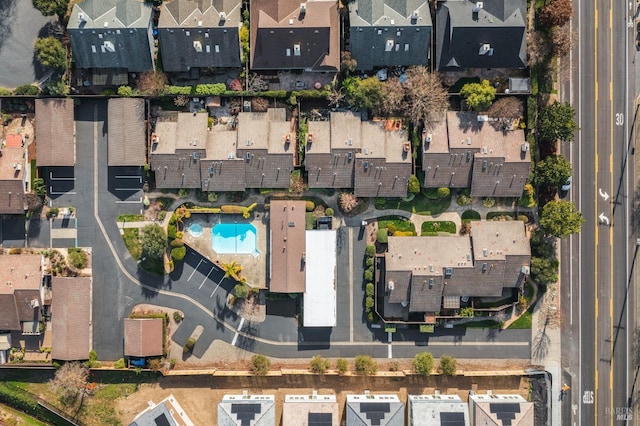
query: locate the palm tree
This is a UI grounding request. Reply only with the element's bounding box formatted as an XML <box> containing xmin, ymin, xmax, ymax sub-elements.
<box><xmin>222</xmin><ymin>261</ymin><xmax>243</xmax><ymax>281</ymax></box>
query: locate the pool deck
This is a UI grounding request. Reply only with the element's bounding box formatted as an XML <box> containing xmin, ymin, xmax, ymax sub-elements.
<box><xmin>182</xmin><ymin>213</ymin><xmax>268</xmax><ymax>289</ymax></box>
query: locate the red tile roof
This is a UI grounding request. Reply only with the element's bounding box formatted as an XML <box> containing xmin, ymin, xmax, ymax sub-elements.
<box><xmin>4</xmin><ymin>135</ymin><xmax>23</xmax><ymax>148</ymax></box>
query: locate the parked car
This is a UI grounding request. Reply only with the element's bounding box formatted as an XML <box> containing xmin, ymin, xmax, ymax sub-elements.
<box><xmin>561</xmin><ymin>176</ymin><xmax>572</xmax><ymax>192</ymax></box>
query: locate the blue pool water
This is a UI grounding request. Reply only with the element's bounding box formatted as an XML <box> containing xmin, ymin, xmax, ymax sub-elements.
<box><xmin>189</xmin><ymin>223</ymin><xmax>203</xmax><ymax>237</ymax></box>
<box><xmin>212</xmin><ymin>223</ymin><xmax>258</xmax><ymax>254</ymax></box>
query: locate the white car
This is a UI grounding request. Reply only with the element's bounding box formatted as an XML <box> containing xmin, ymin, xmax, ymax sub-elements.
<box><xmin>561</xmin><ymin>176</ymin><xmax>572</xmax><ymax>192</ymax></box>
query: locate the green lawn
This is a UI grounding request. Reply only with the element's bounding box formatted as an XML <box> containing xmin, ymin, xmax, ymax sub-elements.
<box><xmin>421</xmin><ymin>221</ymin><xmax>456</xmax><ymax>235</ymax></box>
<box><xmin>0</xmin><ymin>402</ymin><xmax>49</xmax><ymax>426</ymax></box>
<box><xmin>461</xmin><ymin>210</ymin><xmax>481</xmax><ymax>221</ymax></box>
<box><xmin>378</xmin><ymin>218</ymin><xmax>415</xmax><ymax>233</ymax></box>
<box><xmin>376</xmin><ymin>191</ymin><xmax>451</xmax><ymax>215</ymax></box>
<box><xmin>117</xmin><ymin>214</ymin><xmax>145</xmax><ymax>222</ymax></box>
<box><xmin>122</xmin><ymin>228</ymin><xmax>142</xmax><ymax>260</ymax></box>
<box><xmin>508</xmin><ymin>307</ymin><xmax>533</xmax><ymax>329</ymax></box>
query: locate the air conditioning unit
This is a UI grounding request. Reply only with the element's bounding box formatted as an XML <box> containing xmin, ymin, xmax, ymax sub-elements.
<box><xmin>411</xmin><ymin>10</ymin><xmax>419</xmax><ymax>20</ymax></box>
<box><xmin>473</xmin><ymin>2</ymin><xmax>484</xmax><ymax>12</ymax></box>
<box><xmin>388</xmin><ymin>280</ymin><xmax>394</xmax><ymax>290</ymax></box>
<box><xmin>521</xmin><ymin>266</ymin><xmax>530</xmax><ymax>275</ymax></box>
<box><xmin>479</xmin><ymin>43</ymin><xmax>492</xmax><ymax>55</ymax></box>
<box><xmin>219</xmin><ymin>12</ymin><xmax>226</xmax><ymax>22</ymax></box>
<box><xmin>193</xmin><ymin>41</ymin><xmax>203</xmax><ymax>52</ymax></box>
<box><xmin>78</xmin><ymin>12</ymin><xmax>87</xmax><ymax>23</ymax></box>
<box><xmin>521</xmin><ymin>143</ymin><xmax>530</xmax><ymax>152</ymax></box>
<box><xmin>103</xmin><ymin>41</ymin><xmax>115</xmax><ymax>52</ymax></box>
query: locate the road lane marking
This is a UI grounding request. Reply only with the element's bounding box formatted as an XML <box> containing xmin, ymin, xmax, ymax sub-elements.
<box><xmin>232</xmin><ymin>318</ymin><xmax>245</xmax><ymax>346</ymax></box>
<box><xmin>114</xmin><ymin>188</ymin><xmax>140</xmax><ymax>191</ymax></box>
<box><xmin>387</xmin><ymin>343</ymin><xmax>392</xmax><ymax>359</ymax></box>
<box><xmin>115</xmin><ymin>198</ymin><xmax>142</xmax><ymax>204</ymax></box>
<box><xmin>348</xmin><ymin>227</ymin><xmax>354</xmax><ymax>343</ymax></box>
<box><xmin>187</xmin><ymin>259</ymin><xmax>203</xmax><ymax>281</ymax></box>
<box><xmin>594</xmin><ymin>1</ymin><xmax>599</xmax><ymax>417</ymax></box>
<box><xmin>199</xmin><ymin>267</ymin><xmax>214</xmax><ymax>289</ymax></box>
<box><xmin>210</xmin><ymin>278</ymin><xmax>223</xmax><ymax>298</ymax></box>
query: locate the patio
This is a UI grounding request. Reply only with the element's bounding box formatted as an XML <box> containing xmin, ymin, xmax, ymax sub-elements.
<box><xmin>181</xmin><ymin>213</ymin><xmax>268</xmax><ymax>289</ymax></box>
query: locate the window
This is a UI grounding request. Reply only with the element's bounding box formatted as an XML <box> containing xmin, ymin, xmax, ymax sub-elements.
<box><xmin>205</xmin><ymin>45</ymin><xmax>210</xmax><ymax>53</ymax></box>
<box><xmin>404</xmin><ymin>44</ymin><xmax>409</xmax><ymax>51</ymax></box>
<box><xmin>293</xmin><ymin>44</ymin><xmax>301</xmax><ymax>56</ymax></box>
<box><xmin>185</xmin><ymin>30</ymin><xmax>190</xmax><ymax>36</ymax></box>
<box><xmin>91</xmin><ymin>45</ymin><xmax>96</xmax><ymax>53</ymax></box>
<box><xmin>205</xmin><ymin>32</ymin><xmax>209</xmax><ymax>38</ymax></box>
<box><xmin>215</xmin><ymin>45</ymin><xmax>219</xmax><ymax>53</ymax></box>
<box><xmin>385</xmin><ymin>40</ymin><xmax>393</xmax><ymax>51</ymax></box>
<box><xmin>286</xmin><ymin>48</ymin><xmax>291</xmax><ymax>56</ymax></box>
<box><xmin>445</xmin><ymin>267</ymin><xmax>452</xmax><ymax>278</ymax></box>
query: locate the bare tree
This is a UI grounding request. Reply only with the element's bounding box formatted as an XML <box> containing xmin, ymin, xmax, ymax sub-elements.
<box><xmin>339</xmin><ymin>192</ymin><xmax>359</xmax><ymax>214</ymax></box>
<box><xmin>327</xmin><ymin>85</ymin><xmax>345</xmax><ymax>107</ymax></box>
<box><xmin>487</xmin><ymin>97</ymin><xmax>523</xmax><ymax>120</ymax></box>
<box><xmin>540</xmin><ymin>0</ymin><xmax>573</xmax><ymax>28</ymax></box>
<box><xmin>251</xmin><ymin>97</ymin><xmax>269</xmax><ymax>112</ymax></box>
<box><xmin>137</xmin><ymin>71</ymin><xmax>167</xmax><ymax>98</ymax></box>
<box><xmin>403</xmin><ymin>66</ymin><xmax>449</xmax><ymax>128</ymax></box>
<box><xmin>549</xmin><ymin>24</ymin><xmax>575</xmax><ymax>58</ymax></box>
<box><xmin>340</xmin><ymin>51</ymin><xmax>357</xmax><ymax>74</ymax></box>
<box><xmin>49</xmin><ymin>362</ymin><xmax>89</xmax><ymax>407</ymax></box>
<box><xmin>527</xmin><ymin>30</ymin><xmax>550</xmax><ymax>66</ymax></box>
<box><xmin>379</xmin><ymin>77</ymin><xmax>405</xmax><ymax>116</ymax></box>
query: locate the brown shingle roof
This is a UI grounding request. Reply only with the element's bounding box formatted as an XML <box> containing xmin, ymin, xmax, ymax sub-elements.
<box><xmin>250</xmin><ymin>0</ymin><xmax>340</xmax><ymax>71</ymax></box>
<box><xmin>124</xmin><ymin>318</ymin><xmax>163</xmax><ymax>357</ymax></box>
<box><xmin>0</xmin><ymin>254</ymin><xmax>43</xmax><ymax>295</ymax></box>
<box><xmin>269</xmin><ymin>200</ymin><xmax>306</xmax><ymax>293</ymax></box>
<box><xmin>35</xmin><ymin>99</ymin><xmax>75</xmax><ymax>167</ymax></box>
<box><xmin>0</xmin><ymin>294</ymin><xmax>20</xmax><ymax>330</ymax></box>
<box><xmin>108</xmin><ymin>98</ymin><xmax>146</xmax><ymax>166</ymax></box>
<box><xmin>52</xmin><ymin>277</ymin><xmax>92</xmax><ymax>361</ymax></box>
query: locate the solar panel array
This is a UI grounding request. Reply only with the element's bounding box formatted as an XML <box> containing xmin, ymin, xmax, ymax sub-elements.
<box><xmin>359</xmin><ymin>402</ymin><xmax>391</xmax><ymax>426</ymax></box>
<box><xmin>489</xmin><ymin>402</ymin><xmax>521</xmax><ymax>426</ymax></box>
<box><xmin>231</xmin><ymin>403</ymin><xmax>263</xmax><ymax>426</ymax></box>
<box><xmin>308</xmin><ymin>412</ymin><xmax>332</xmax><ymax>426</ymax></box>
<box><xmin>440</xmin><ymin>411</ymin><xmax>466</xmax><ymax>426</ymax></box>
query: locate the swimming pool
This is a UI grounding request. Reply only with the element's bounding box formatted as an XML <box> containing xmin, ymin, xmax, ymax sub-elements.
<box><xmin>188</xmin><ymin>223</ymin><xmax>203</xmax><ymax>237</ymax></box>
<box><xmin>212</xmin><ymin>223</ymin><xmax>259</xmax><ymax>254</ymax></box>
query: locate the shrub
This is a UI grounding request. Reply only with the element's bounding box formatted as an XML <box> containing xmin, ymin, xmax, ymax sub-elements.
<box><xmin>365</xmin><ymin>283</ymin><xmax>375</xmax><ymax>297</ymax></box>
<box><xmin>171</xmin><ymin>246</ymin><xmax>186</xmax><ymax>262</ymax></box>
<box><xmin>173</xmin><ymin>311</ymin><xmax>183</xmax><ymax>322</ymax></box>
<box><xmin>14</xmin><ymin>84</ymin><xmax>40</xmax><ymax>96</ymax></box>
<box><xmin>114</xmin><ymin>358</ymin><xmax>126</xmax><ymax>369</ymax></box>
<box><xmin>194</xmin><ymin>83</ymin><xmax>226</xmax><ymax>96</ymax></box>
<box><xmin>376</xmin><ymin>228</ymin><xmax>388</xmax><ymax>243</ymax></box>
<box><xmin>413</xmin><ymin>352</ymin><xmax>434</xmax><ymax>376</ymax></box>
<box><xmin>148</xmin><ymin>358</ymin><xmax>162</xmax><ymax>371</ymax></box>
<box><xmin>364</xmin><ymin>269</ymin><xmax>374</xmax><ymax>282</ymax></box>
<box><xmin>167</xmin><ymin>224</ymin><xmax>177</xmax><ymax>239</ymax></box>
<box><xmin>234</xmin><ymin>283</ymin><xmax>250</xmax><ymax>298</ymax></box>
<box><xmin>0</xmin><ymin>87</ymin><xmax>12</xmax><ymax>96</ymax></box>
<box><xmin>437</xmin><ymin>187</ymin><xmax>451</xmax><ymax>198</ymax></box>
<box><xmin>165</xmin><ymin>85</ymin><xmax>193</xmax><ymax>95</ymax></box>
<box><xmin>85</xmin><ymin>349</ymin><xmax>101</xmax><ymax>368</ymax></box>
<box><xmin>408</xmin><ymin>175</ymin><xmax>421</xmax><ymax>193</ymax></box>
<box><xmin>517</xmin><ymin>214</ymin><xmax>529</xmax><ymax>223</ymax></box>
<box><xmin>365</xmin><ymin>296</ymin><xmax>375</xmax><ymax>310</ymax></box>
<box><xmin>117</xmin><ymin>85</ymin><xmax>134</xmax><ymax>97</ymax></box>
<box><xmin>461</xmin><ymin>210</ymin><xmax>481</xmax><ymax>221</ymax></box>
<box><xmin>365</xmin><ymin>256</ymin><xmax>375</xmax><ymax>267</ymax></box>
<box><xmin>325</xmin><ymin>207</ymin><xmax>334</xmax><ymax>216</ymax></box>
<box><xmin>459</xmin><ymin>307</ymin><xmax>474</xmax><ymax>317</ymax></box>
<box><xmin>482</xmin><ymin>197</ymin><xmax>496</xmax><ymax>208</ymax></box>
<box><xmin>457</xmin><ymin>193</ymin><xmax>472</xmax><ymax>206</ymax></box>
<box><xmin>183</xmin><ymin>337</ymin><xmax>196</xmax><ymax>353</ymax></box>
<box><xmin>336</xmin><ymin>358</ymin><xmax>348</xmax><ymax>374</ymax></box>
<box><xmin>250</xmin><ymin>354</ymin><xmax>270</xmax><ymax>375</ymax></box>
<box><xmin>68</xmin><ymin>248</ymin><xmax>88</xmax><ymax>269</ymax></box>
<box><xmin>170</xmin><ymin>358</ymin><xmax>176</xmax><ymax>369</ymax></box>
<box><xmin>305</xmin><ymin>200</ymin><xmax>315</xmax><ymax>211</ymax></box>
<box><xmin>46</xmin><ymin>207</ymin><xmax>59</xmax><ymax>218</ymax></box>
<box><xmin>310</xmin><ymin>355</ymin><xmax>330</xmax><ymax>373</ymax></box>
<box><xmin>438</xmin><ymin>355</ymin><xmax>457</xmax><ymax>376</ymax></box>
<box><xmin>354</xmin><ymin>355</ymin><xmax>377</xmax><ymax>375</ymax></box>
<box><xmin>365</xmin><ymin>245</ymin><xmax>376</xmax><ymax>257</ymax></box>
<box><xmin>170</xmin><ymin>238</ymin><xmax>184</xmax><ymax>247</ymax></box>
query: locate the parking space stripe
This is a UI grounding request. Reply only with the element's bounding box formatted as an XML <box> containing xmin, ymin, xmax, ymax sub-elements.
<box><xmin>232</xmin><ymin>318</ymin><xmax>245</xmax><ymax>346</ymax></box>
<box><xmin>199</xmin><ymin>267</ymin><xmax>214</xmax><ymax>289</ymax></box>
<box><xmin>187</xmin><ymin>259</ymin><xmax>203</xmax><ymax>281</ymax></box>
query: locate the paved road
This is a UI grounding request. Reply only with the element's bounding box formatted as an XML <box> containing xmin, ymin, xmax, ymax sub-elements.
<box><xmin>565</xmin><ymin>0</ymin><xmax>637</xmax><ymax>424</ymax></box>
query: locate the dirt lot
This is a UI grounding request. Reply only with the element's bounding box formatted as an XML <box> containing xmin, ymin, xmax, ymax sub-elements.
<box><xmin>115</xmin><ymin>373</ymin><xmax>530</xmax><ymax>425</ymax></box>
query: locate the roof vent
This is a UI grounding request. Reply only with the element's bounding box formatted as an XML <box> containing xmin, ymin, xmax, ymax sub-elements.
<box><xmin>293</xmin><ymin>44</ymin><xmax>301</xmax><ymax>56</ymax></box>
<box><xmin>103</xmin><ymin>41</ymin><xmax>115</xmax><ymax>52</ymax></box>
<box><xmin>482</xmin><ymin>248</ymin><xmax>488</xmax><ymax>257</ymax></box>
<box><xmin>426</xmin><ymin>133</ymin><xmax>432</xmax><ymax>143</ymax></box>
<box><xmin>300</xmin><ymin>3</ymin><xmax>306</xmax><ymax>15</ymax></box>
<box><xmin>466</xmin><ymin>137</ymin><xmax>472</xmax><ymax>145</ymax></box>
<box><xmin>411</xmin><ymin>10</ymin><xmax>419</xmax><ymax>20</ymax></box>
<box><xmin>103</xmin><ymin>21</ymin><xmax>109</xmax><ymax>27</ymax></box>
<box><xmin>388</xmin><ymin>280</ymin><xmax>394</xmax><ymax>290</ymax></box>
<box><xmin>473</xmin><ymin>2</ymin><xmax>484</xmax><ymax>12</ymax></box>
<box><xmin>479</xmin><ymin>43</ymin><xmax>494</xmax><ymax>56</ymax></box>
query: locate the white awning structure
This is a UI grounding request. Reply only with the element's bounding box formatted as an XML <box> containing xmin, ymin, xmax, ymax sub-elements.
<box><xmin>304</xmin><ymin>230</ymin><xmax>337</xmax><ymax>327</ymax></box>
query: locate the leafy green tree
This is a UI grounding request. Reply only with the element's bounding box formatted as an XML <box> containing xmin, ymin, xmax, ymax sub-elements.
<box><xmin>530</xmin><ymin>256</ymin><xmax>559</xmax><ymax>285</ymax></box>
<box><xmin>32</xmin><ymin>0</ymin><xmax>69</xmax><ymax>17</ymax></box>
<box><xmin>233</xmin><ymin>283</ymin><xmax>249</xmax><ymax>299</ymax></box>
<box><xmin>140</xmin><ymin>224</ymin><xmax>167</xmax><ymax>260</ymax></box>
<box><xmin>250</xmin><ymin>354</ymin><xmax>270</xmax><ymax>375</ymax></box>
<box><xmin>309</xmin><ymin>355</ymin><xmax>330</xmax><ymax>374</ymax></box>
<box><xmin>437</xmin><ymin>187</ymin><xmax>451</xmax><ymax>198</ymax></box>
<box><xmin>354</xmin><ymin>355</ymin><xmax>377</xmax><ymax>375</ymax></box>
<box><xmin>343</xmin><ymin>76</ymin><xmax>383</xmax><ymax>110</ymax></box>
<box><xmin>14</xmin><ymin>85</ymin><xmax>40</xmax><ymax>96</ymax></box>
<box><xmin>530</xmin><ymin>230</ymin><xmax>556</xmax><ymax>258</ymax></box>
<box><xmin>183</xmin><ymin>337</ymin><xmax>196</xmax><ymax>353</ymax></box>
<box><xmin>118</xmin><ymin>85</ymin><xmax>134</xmax><ymax>97</ymax></box>
<box><xmin>535</xmin><ymin>155</ymin><xmax>572</xmax><ymax>187</ymax></box>
<box><xmin>46</xmin><ymin>78</ymin><xmax>69</xmax><ymax>96</ymax></box>
<box><xmin>408</xmin><ymin>175</ymin><xmax>421</xmax><ymax>194</ymax></box>
<box><xmin>34</xmin><ymin>37</ymin><xmax>66</xmax><ymax>70</ymax></box>
<box><xmin>540</xmin><ymin>200</ymin><xmax>585</xmax><ymax>238</ymax></box>
<box><xmin>170</xmin><ymin>246</ymin><xmax>186</xmax><ymax>262</ymax></box>
<box><xmin>460</xmin><ymin>79</ymin><xmax>496</xmax><ymax>111</ymax></box>
<box><xmin>438</xmin><ymin>355</ymin><xmax>457</xmax><ymax>376</ymax></box>
<box><xmin>413</xmin><ymin>352</ymin><xmax>434</xmax><ymax>376</ymax></box>
<box><xmin>538</xmin><ymin>101</ymin><xmax>578</xmax><ymax>142</ymax></box>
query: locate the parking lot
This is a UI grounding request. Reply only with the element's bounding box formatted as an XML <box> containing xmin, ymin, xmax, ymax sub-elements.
<box><xmin>47</xmin><ymin>167</ymin><xmax>76</xmax><ymax>198</ymax></box>
<box><xmin>108</xmin><ymin>166</ymin><xmax>144</xmax><ymax>206</ymax></box>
